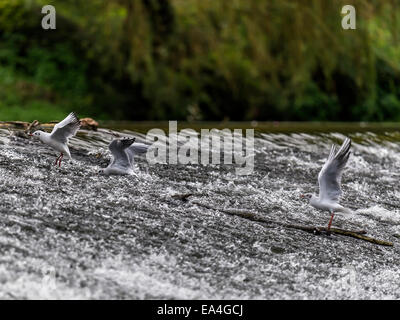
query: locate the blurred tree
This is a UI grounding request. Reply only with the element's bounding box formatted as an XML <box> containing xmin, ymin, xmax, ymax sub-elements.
<box><xmin>1</xmin><ymin>0</ymin><xmax>400</xmax><ymax>121</ymax></box>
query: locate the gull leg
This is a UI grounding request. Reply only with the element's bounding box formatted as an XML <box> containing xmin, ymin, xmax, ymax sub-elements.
<box><xmin>58</xmin><ymin>153</ymin><xmax>64</xmax><ymax>167</ymax></box>
<box><xmin>55</xmin><ymin>154</ymin><xmax>61</xmax><ymax>166</ymax></box>
<box><xmin>327</xmin><ymin>212</ymin><xmax>335</xmax><ymax>233</ymax></box>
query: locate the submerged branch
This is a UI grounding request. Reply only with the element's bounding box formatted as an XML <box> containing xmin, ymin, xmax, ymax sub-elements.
<box><xmin>173</xmin><ymin>194</ymin><xmax>393</xmax><ymax>247</ymax></box>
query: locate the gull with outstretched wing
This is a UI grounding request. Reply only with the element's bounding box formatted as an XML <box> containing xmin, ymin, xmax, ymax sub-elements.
<box><xmin>99</xmin><ymin>138</ymin><xmax>149</xmax><ymax>175</ymax></box>
<box><xmin>302</xmin><ymin>138</ymin><xmax>352</xmax><ymax>232</ymax></box>
<box><xmin>29</xmin><ymin>112</ymin><xmax>80</xmax><ymax>167</ymax></box>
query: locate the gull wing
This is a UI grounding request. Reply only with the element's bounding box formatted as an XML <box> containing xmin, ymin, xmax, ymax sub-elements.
<box><xmin>318</xmin><ymin>138</ymin><xmax>351</xmax><ymax>202</ymax></box>
<box><xmin>50</xmin><ymin>112</ymin><xmax>80</xmax><ymax>144</ymax></box>
<box><xmin>126</xmin><ymin>143</ymin><xmax>149</xmax><ymax>165</ymax></box>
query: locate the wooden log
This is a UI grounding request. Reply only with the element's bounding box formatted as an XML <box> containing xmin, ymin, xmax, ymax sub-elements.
<box><xmin>172</xmin><ymin>194</ymin><xmax>394</xmax><ymax>247</ymax></box>
<box><xmin>0</xmin><ymin>118</ymin><xmax>99</xmax><ymax>131</ymax></box>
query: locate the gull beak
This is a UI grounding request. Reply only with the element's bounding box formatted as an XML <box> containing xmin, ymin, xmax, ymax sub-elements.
<box><xmin>28</xmin><ymin>133</ymin><xmax>33</xmax><ymax>137</ymax></box>
<box><xmin>300</xmin><ymin>194</ymin><xmax>305</xmax><ymax>199</ymax></box>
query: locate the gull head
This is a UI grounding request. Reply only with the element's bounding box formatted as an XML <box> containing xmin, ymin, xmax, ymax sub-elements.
<box><xmin>98</xmin><ymin>169</ymin><xmax>105</xmax><ymax>175</ymax></box>
<box><xmin>30</xmin><ymin>130</ymin><xmax>44</xmax><ymax>139</ymax></box>
<box><xmin>300</xmin><ymin>193</ymin><xmax>313</xmax><ymax>201</ymax></box>
<box><xmin>301</xmin><ymin>193</ymin><xmax>320</xmax><ymax>208</ymax></box>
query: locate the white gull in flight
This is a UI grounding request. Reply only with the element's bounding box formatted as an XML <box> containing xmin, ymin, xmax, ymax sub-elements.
<box><xmin>29</xmin><ymin>112</ymin><xmax>80</xmax><ymax>167</ymax></box>
<box><xmin>302</xmin><ymin>137</ymin><xmax>352</xmax><ymax>232</ymax></box>
<box><xmin>99</xmin><ymin>138</ymin><xmax>149</xmax><ymax>175</ymax></box>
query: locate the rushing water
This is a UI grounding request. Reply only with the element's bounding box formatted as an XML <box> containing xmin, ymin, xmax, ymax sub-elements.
<box><xmin>0</xmin><ymin>123</ymin><xmax>400</xmax><ymax>299</ymax></box>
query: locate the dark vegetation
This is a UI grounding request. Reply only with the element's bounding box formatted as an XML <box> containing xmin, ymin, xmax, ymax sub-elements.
<box><xmin>0</xmin><ymin>0</ymin><xmax>400</xmax><ymax>121</ymax></box>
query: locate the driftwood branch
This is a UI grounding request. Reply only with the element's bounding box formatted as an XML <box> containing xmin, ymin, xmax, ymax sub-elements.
<box><xmin>25</xmin><ymin>120</ymin><xmax>40</xmax><ymax>133</ymax></box>
<box><xmin>173</xmin><ymin>194</ymin><xmax>393</xmax><ymax>247</ymax></box>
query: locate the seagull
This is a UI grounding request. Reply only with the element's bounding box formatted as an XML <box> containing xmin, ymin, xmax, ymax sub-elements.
<box><xmin>302</xmin><ymin>138</ymin><xmax>352</xmax><ymax>233</ymax></box>
<box><xmin>29</xmin><ymin>112</ymin><xmax>80</xmax><ymax>167</ymax></box>
<box><xmin>99</xmin><ymin>138</ymin><xmax>149</xmax><ymax>175</ymax></box>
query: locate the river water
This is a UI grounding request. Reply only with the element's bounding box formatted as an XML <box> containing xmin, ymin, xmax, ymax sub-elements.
<box><xmin>0</xmin><ymin>122</ymin><xmax>399</xmax><ymax>299</ymax></box>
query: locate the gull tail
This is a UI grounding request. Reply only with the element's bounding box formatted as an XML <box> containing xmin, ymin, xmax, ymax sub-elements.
<box><xmin>337</xmin><ymin>206</ymin><xmax>353</xmax><ymax>215</ymax></box>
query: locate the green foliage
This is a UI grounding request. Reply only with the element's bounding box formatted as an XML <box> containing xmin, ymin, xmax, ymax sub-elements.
<box><xmin>0</xmin><ymin>0</ymin><xmax>400</xmax><ymax>121</ymax></box>
<box><xmin>0</xmin><ymin>65</ymin><xmax>70</xmax><ymax>121</ymax></box>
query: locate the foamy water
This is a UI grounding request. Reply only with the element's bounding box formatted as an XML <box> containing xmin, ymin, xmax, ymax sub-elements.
<box><xmin>0</xmin><ymin>127</ymin><xmax>399</xmax><ymax>299</ymax></box>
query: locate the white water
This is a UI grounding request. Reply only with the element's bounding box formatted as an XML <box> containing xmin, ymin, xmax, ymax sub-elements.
<box><xmin>0</xmin><ymin>128</ymin><xmax>399</xmax><ymax>299</ymax></box>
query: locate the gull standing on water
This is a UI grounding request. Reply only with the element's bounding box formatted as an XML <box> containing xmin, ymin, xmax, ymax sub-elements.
<box><xmin>99</xmin><ymin>138</ymin><xmax>149</xmax><ymax>175</ymax></box>
<box><xmin>302</xmin><ymin>138</ymin><xmax>352</xmax><ymax>232</ymax></box>
<box><xmin>30</xmin><ymin>112</ymin><xmax>81</xmax><ymax>167</ymax></box>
